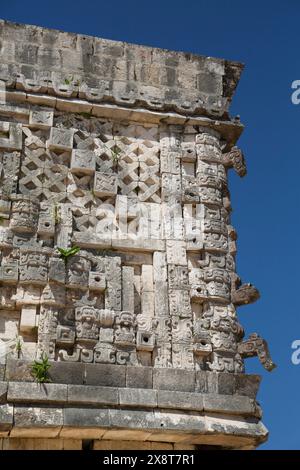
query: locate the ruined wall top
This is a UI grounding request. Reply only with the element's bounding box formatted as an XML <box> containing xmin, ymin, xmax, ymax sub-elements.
<box><xmin>0</xmin><ymin>19</ymin><xmax>243</xmax><ymax>119</ymax></box>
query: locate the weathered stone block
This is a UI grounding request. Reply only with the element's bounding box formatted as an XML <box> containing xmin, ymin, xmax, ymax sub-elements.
<box><xmin>119</xmin><ymin>388</ymin><xmax>157</xmax><ymax>408</ymax></box>
<box><xmin>67</xmin><ymin>385</ymin><xmax>118</xmax><ymax>406</ymax></box>
<box><xmin>126</xmin><ymin>366</ymin><xmax>153</xmax><ymax>389</ymax></box>
<box><xmin>235</xmin><ymin>374</ymin><xmax>261</xmax><ymax>399</ymax></box>
<box><xmin>20</xmin><ymin>306</ymin><xmax>36</xmax><ymax>334</ymax></box>
<box><xmin>153</xmin><ymin>410</ymin><xmax>206</xmax><ymax>433</ymax></box>
<box><xmin>218</xmin><ymin>372</ymin><xmax>236</xmax><ymax>395</ymax></box>
<box><xmin>48</xmin><ymin>362</ymin><xmax>85</xmax><ymax>385</ymax></box>
<box><xmin>109</xmin><ymin>409</ymin><xmax>156</xmax><ymax>429</ymax></box>
<box><xmin>48</xmin><ymin>127</ymin><xmax>74</xmax><ymax>151</ymax></box>
<box><xmin>70</xmin><ymin>149</ymin><xmax>95</xmax><ymax>175</ymax></box>
<box><xmin>88</xmin><ymin>272</ymin><xmax>106</xmax><ymax>291</ymax></box>
<box><xmin>153</xmin><ymin>368</ymin><xmax>195</xmax><ymax>392</ymax></box>
<box><xmin>13</xmin><ymin>406</ymin><xmax>63</xmax><ymax>433</ymax></box>
<box><xmin>5</xmin><ymin>359</ymin><xmax>34</xmax><ymax>382</ymax></box>
<box><xmin>7</xmin><ymin>382</ymin><xmax>68</xmax><ymax>404</ymax></box>
<box><xmin>203</xmin><ymin>394</ymin><xmax>255</xmax><ymax>416</ymax></box>
<box><xmin>0</xmin><ymin>263</ymin><xmax>18</xmax><ymax>283</ymax></box>
<box><xmin>85</xmin><ymin>363</ymin><xmax>126</xmax><ymax>387</ymax></box>
<box><xmin>29</xmin><ymin>109</ymin><xmax>53</xmax><ymax>128</ymax></box>
<box><xmin>64</xmin><ymin>407</ymin><xmax>109</xmax><ymax>428</ymax></box>
<box><xmin>157</xmin><ymin>390</ymin><xmax>203</xmax><ymax>411</ymax></box>
<box><xmin>93</xmin><ymin>171</ymin><xmax>118</xmax><ymax>197</ymax></box>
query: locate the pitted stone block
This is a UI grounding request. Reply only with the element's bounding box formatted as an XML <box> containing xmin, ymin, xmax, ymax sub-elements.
<box><xmin>88</xmin><ymin>272</ymin><xmax>106</xmax><ymax>292</ymax></box>
<box><xmin>0</xmin><ymin>263</ymin><xmax>18</xmax><ymax>284</ymax></box>
<box><xmin>29</xmin><ymin>109</ymin><xmax>54</xmax><ymax>129</ymax></box>
<box><xmin>70</xmin><ymin>149</ymin><xmax>96</xmax><ymax>175</ymax></box>
<box><xmin>93</xmin><ymin>171</ymin><xmax>118</xmax><ymax>197</ymax></box>
<box><xmin>48</xmin><ymin>127</ymin><xmax>74</xmax><ymax>151</ymax></box>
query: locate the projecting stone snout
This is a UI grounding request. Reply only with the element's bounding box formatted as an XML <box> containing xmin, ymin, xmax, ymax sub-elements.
<box><xmin>223</xmin><ymin>146</ymin><xmax>247</xmax><ymax>177</ymax></box>
<box><xmin>232</xmin><ymin>283</ymin><xmax>260</xmax><ymax>306</ymax></box>
<box><xmin>238</xmin><ymin>333</ymin><xmax>276</xmax><ymax>372</ymax></box>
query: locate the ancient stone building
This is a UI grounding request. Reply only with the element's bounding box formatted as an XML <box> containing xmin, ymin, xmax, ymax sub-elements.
<box><xmin>0</xmin><ymin>20</ymin><xmax>275</xmax><ymax>450</ymax></box>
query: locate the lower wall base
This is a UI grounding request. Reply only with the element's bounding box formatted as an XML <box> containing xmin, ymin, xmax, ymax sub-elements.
<box><xmin>0</xmin><ymin>438</ymin><xmax>197</xmax><ymax>451</ymax></box>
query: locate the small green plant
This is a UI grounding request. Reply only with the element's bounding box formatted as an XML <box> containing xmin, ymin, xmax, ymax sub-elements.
<box><xmin>31</xmin><ymin>353</ymin><xmax>51</xmax><ymax>383</ymax></box>
<box><xmin>64</xmin><ymin>75</ymin><xmax>74</xmax><ymax>85</ymax></box>
<box><xmin>111</xmin><ymin>146</ymin><xmax>121</xmax><ymax>162</ymax></box>
<box><xmin>15</xmin><ymin>336</ymin><xmax>23</xmax><ymax>359</ymax></box>
<box><xmin>57</xmin><ymin>245</ymin><xmax>81</xmax><ymax>263</ymax></box>
<box><xmin>102</xmin><ymin>143</ymin><xmax>122</xmax><ymax>165</ymax></box>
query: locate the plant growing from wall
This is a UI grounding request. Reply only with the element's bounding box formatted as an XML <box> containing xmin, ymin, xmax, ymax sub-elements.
<box><xmin>31</xmin><ymin>353</ymin><xmax>51</xmax><ymax>383</ymax></box>
<box><xmin>15</xmin><ymin>336</ymin><xmax>23</xmax><ymax>359</ymax></box>
<box><xmin>102</xmin><ymin>142</ymin><xmax>123</xmax><ymax>169</ymax></box>
<box><xmin>57</xmin><ymin>245</ymin><xmax>81</xmax><ymax>263</ymax></box>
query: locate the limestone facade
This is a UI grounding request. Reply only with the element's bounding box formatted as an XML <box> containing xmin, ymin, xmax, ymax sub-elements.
<box><xmin>0</xmin><ymin>20</ymin><xmax>274</xmax><ymax>450</ymax></box>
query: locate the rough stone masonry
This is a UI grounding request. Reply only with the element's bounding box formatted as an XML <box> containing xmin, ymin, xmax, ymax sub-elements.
<box><xmin>0</xmin><ymin>19</ymin><xmax>275</xmax><ymax>450</ymax></box>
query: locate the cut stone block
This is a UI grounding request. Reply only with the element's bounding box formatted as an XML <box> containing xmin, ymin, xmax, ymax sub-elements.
<box><xmin>70</xmin><ymin>149</ymin><xmax>96</xmax><ymax>175</ymax></box>
<box><xmin>29</xmin><ymin>109</ymin><xmax>53</xmax><ymax>128</ymax></box>
<box><xmin>20</xmin><ymin>306</ymin><xmax>36</xmax><ymax>334</ymax></box>
<box><xmin>93</xmin><ymin>171</ymin><xmax>118</xmax><ymax>197</ymax></box>
<box><xmin>88</xmin><ymin>272</ymin><xmax>106</xmax><ymax>291</ymax></box>
<box><xmin>48</xmin><ymin>127</ymin><xmax>74</xmax><ymax>151</ymax></box>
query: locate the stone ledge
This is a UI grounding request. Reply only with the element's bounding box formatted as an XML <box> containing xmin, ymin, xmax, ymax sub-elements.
<box><xmin>4</xmin><ymin>360</ymin><xmax>261</xmax><ymax>398</ymax></box>
<box><xmin>0</xmin><ymin>401</ymin><xmax>268</xmax><ymax>447</ymax></box>
<box><xmin>68</xmin><ymin>385</ymin><xmax>119</xmax><ymax>406</ymax></box>
<box><xmin>5</xmin><ymin>381</ymin><xmax>258</xmax><ymax>418</ymax></box>
<box><xmin>7</xmin><ymin>382</ymin><xmax>67</xmax><ymax>404</ymax></box>
<box><xmin>119</xmin><ymin>388</ymin><xmax>157</xmax><ymax>408</ymax></box>
<box><xmin>0</xmin><ymin>19</ymin><xmax>243</xmax><ymax>119</ymax></box>
<box><xmin>157</xmin><ymin>390</ymin><xmax>204</xmax><ymax>411</ymax></box>
<box><xmin>1</xmin><ymin>95</ymin><xmax>244</xmax><ymax>150</ymax></box>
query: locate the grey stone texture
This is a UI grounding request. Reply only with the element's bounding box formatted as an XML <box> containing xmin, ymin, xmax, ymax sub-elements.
<box><xmin>0</xmin><ymin>19</ymin><xmax>274</xmax><ymax>449</ymax></box>
<box><xmin>0</xmin><ymin>20</ymin><xmax>243</xmax><ymax>119</ymax></box>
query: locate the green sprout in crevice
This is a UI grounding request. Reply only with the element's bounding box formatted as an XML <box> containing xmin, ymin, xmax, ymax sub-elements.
<box><xmin>102</xmin><ymin>143</ymin><xmax>123</xmax><ymax>167</ymax></box>
<box><xmin>57</xmin><ymin>245</ymin><xmax>81</xmax><ymax>263</ymax></box>
<box><xmin>15</xmin><ymin>336</ymin><xmax>23</xmax><ymax>359</ymax></box>
<box><xmin>31</xmin><ymin>353</ymin><xmax>51</xmax><ymax>383</ymax></box>
<box><xmin>63</xmin><ymin>75</ymin><xmax>74</xmax><ymax>85</ymax></box>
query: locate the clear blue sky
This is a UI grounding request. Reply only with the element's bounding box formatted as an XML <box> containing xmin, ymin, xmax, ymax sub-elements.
<box><xmin>2</xmin><ymin>0</ymin><xmax>300</xmax><ymax>450</ymax></box>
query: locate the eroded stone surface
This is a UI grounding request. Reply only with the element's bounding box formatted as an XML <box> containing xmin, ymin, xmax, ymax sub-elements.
<box><xmin>0</xmin><ymin>20</ymin><xmax>273</xmax><ymax>450</ymax></box>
